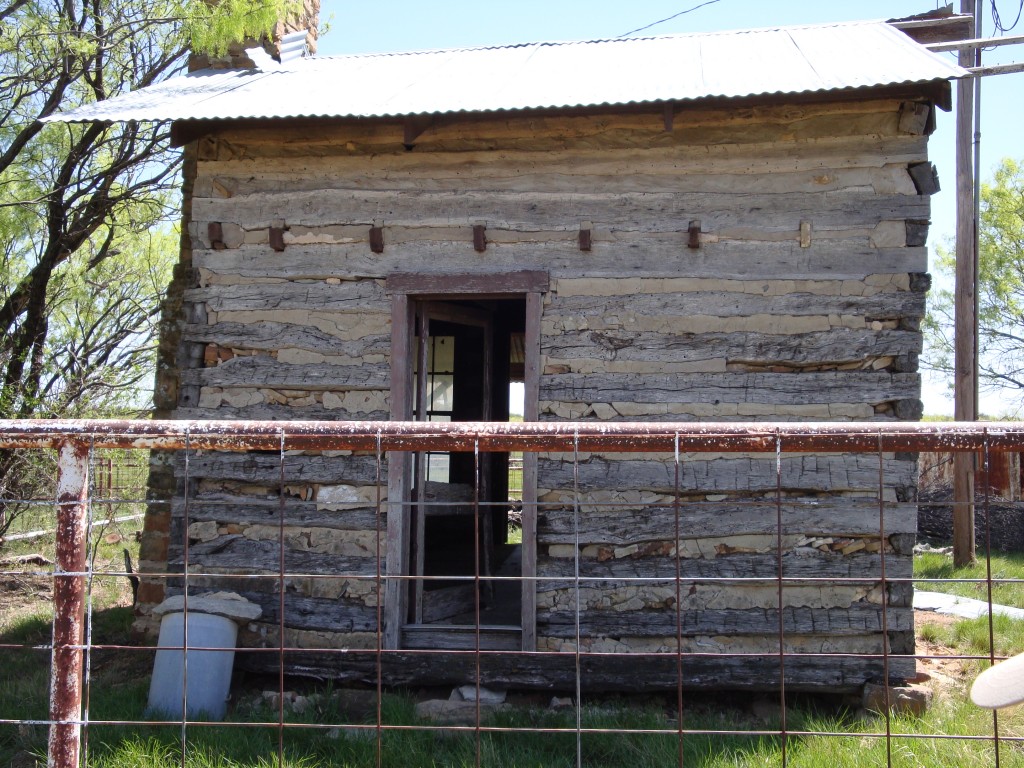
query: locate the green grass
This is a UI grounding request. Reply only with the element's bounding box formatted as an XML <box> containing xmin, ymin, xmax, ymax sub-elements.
<box><xmin>10</xmin><ymin>540</ymin><xmax>1024</xmax><ymax>765</ymax></box>
<box><xmin>915</xmin><ymin>550</ymin><xmax>1024</xmax><ymax>608</ymax></box>
<box><xmin>8</xmin><ymin>690</ymin><xmax>1022</xmax><ymax>768</ymax></box>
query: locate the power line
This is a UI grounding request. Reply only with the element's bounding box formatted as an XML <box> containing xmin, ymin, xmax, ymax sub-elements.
<box><xmin>992</xmin><ymin>0</ymin><xmax>1024</xmax><ymax>32</ymax></box>
<box><xmin>619</xmin><ymin>0</ymin><xmax>723</xmax><ymax>38</ymax></box>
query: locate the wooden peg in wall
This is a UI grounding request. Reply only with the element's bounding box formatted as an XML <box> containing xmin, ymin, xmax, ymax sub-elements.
<box><xmin>369</xmin><ymin>220</ymin><xmax>384</xmax><ymax>253</ymax></box>
<box><xmin>687</xmin><ymin>220</ymin><xmax>701</xmax><ymax>249</ymax></box>
<box><xmin>579</xmin><ymin>221</ymin><xmax>592</xmax><ymax>251</ymax></box>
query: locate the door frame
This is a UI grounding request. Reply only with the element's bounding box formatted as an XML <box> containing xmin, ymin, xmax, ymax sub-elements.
<box><xmin>411</xmin><ymin>301</ymin><xmax>494</xmax><ymax>625</ymax></box>
<box><xmin>383</xmin><ymin>271</ymin><xmax>548</xmax><ymax>651</ymax></box>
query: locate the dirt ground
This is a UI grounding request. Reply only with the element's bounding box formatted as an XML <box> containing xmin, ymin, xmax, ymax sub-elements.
<box><xmin>914</xmin><ymin>609</ymin><xmax>973</xmax><ymax>700</ymax></box>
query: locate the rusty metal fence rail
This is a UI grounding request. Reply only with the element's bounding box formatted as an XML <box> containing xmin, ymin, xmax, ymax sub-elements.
<box><xmin>1</xmin><ymin>419</ymin><xmax>1024</xmax><ymax>768</ymax></box>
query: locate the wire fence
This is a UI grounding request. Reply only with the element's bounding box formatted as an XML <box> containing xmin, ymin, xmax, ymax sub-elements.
<box><xmin>0</xmin><ymin>419</ymin><xmax>1023</xmax><ymax>768</ymax></box>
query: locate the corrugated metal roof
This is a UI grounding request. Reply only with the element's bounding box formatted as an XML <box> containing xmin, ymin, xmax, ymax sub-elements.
<box><xmin>46</xmin><ymin>20</ymin><xmax>968</xmax><ymax>124</ymax></box>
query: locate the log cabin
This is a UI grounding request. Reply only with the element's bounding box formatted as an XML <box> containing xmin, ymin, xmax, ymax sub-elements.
<box><xmin>51</xmin><ymin>9</ymin><xmax>971</xmax><ymax>693</ymax></box>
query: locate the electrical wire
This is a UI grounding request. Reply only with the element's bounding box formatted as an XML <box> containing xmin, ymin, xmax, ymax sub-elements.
<box><xmin>619</xmin><ymin>0</ymin><xmax>723</xmax><ymax>37</ymax></box>
<box><xmin>992</xmin><ymin>0</ymin><xmax>1024</xmax><ymax>32</ymax></box>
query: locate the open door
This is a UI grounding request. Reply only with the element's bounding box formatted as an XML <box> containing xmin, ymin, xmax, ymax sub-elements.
<box><xmin>411</xmin><ymin>302</ymin><xmax>495</xmax><ymax>624</ymax></box>
<box><xmin>384</xmin><ymin>271</ymin><xmax>546</xmax><ymax>652</ymax></box>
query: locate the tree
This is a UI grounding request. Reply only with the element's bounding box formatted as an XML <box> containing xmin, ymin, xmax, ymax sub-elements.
<box><xmin>924</xmin><ymin>158</ymin><xmax>1024</xmax><ymax>414</ymax></box>
<box><xmin>0</xmin><ymin>0</ymin><xmax>298</xmax><ymax>539</ymax></box>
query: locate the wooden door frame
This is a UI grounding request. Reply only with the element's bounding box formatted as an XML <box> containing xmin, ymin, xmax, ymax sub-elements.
<box><xmin>411</xmin><ymin>301</ymin><xmax>494</xmax><ymax>625</ymax></box>
<box><xmin>383</xmin><ymin>271</ymin><xmax>548</xmax><ymax>651</ymax></box>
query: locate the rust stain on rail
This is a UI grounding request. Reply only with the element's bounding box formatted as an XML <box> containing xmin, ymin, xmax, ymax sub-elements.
<box><xmin>0</xmin><ymin>419</ymin><xmax>1020</xmax><ymax>453</ymax></box>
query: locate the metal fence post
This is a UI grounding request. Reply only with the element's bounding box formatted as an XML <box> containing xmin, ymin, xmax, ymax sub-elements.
<box><xmin>48</xmin><ymin>440</ymin><xmax>90</xmax><ymax>768</ymax></box>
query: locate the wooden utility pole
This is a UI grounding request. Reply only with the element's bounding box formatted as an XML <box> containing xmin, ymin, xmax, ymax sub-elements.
<box><xmin>953</xmin><ymin>0</ymin><xmax>978</xmax><ymax>567</ymax></box>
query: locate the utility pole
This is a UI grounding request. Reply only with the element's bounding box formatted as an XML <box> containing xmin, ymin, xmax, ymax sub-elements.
<box><xmin>953</xmin><ymin>0</ymin><xmax>979</xmax><ymax>567</ymax></box>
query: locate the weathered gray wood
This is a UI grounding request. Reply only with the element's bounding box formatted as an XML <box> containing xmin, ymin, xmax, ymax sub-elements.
<box><xmin>185</xmin><ymin>281</ymin><xmax>386</xmax><ymax>312</ymax></box>
<box><xmin>539</xmin><ymin>410</ymin><xmax>904</xmax><ymax>423</ymax></box>
<box><xmin>183</xmin><ymin>322</ymin><xmax>390</xmax><ymax>356</ymax></box>
<box><xmin>521</xmin><ymin>291</ymin><xmax>542</xmax><ymax>652</ymax></box>
<box><xmin>168</xmin><ymin>537</ymin><xmax>377</xmax><ymax>574</ymax></box>
<box><xmin>385</xmin><ymin>292</ymin><xmax>413</xmax><ymax>650</ymax></box>
<box><xmin>174</xmin><ymin>495</ymin><xmax>382</xmax><ymax>530</ymax></box>
<box><xmin>546</xmin><ymin>290</ymin><xmax>926</xmax><ymax>322</ymax></box>
<box><xmin>200</xmin><ymin>164</ymin><xmax>919</xmax><ymax>197</ymax></box>
<box><xmin>177</xmin><ymin>452</ymin><xmax>382</xmax><ymax>484</ymax></box>
<box><xmin>239</xmin><ymin>647</ymin><xmax>916</xmax><ymax>693</ymax></box>
<box><xmin>537</xmin><ymin>500</ymin><xmax>917</xmax><ymax>543</ymax></box>
<box><xmin>174</xmin><ymin>403</ymin><xmax>390</xmax><ymax>421</ymax></box>
<box><xmin>539</xmin><ymin>372</ymin><xmax>920</xmax><ymax>405</ymax></box>
<box><xmin>194</xmin><ymin>240</ymin><xmax>928</xmax><ymax>282</ymax></box>
<box><xmin>258</xmin><ymin>594</ymin><xmax>381</xmax><ymax>633</ymax></box>
<box><xmin>536</xmin><ymin>455</ymin><xmax>917</xmax><ymax>494</ymax></box>
<box><xmin>194</xmin><ymin>189</ymin><xmax>930</xmax><ymax>234</ymax></box>
<box><xmin>385</xmin><ymin>270</ymin><xmax>548</xmax><ymax>295</ymax></box>
<box><xmin>536</xmin><ymin>552</ymin><xmax>912</xmax><ymax>581</ymax></box>
<box><xmin>537</xmin><ymin>604</ymin><xmax>913</xmax><ymax>637</ymax></box>
<box><xmin>536</xmin><ymin>580</ymin><xmax>913</xmax><ymax>613</ymax></box>
<box><xmin>198</xmin><ymin>133</ymin><xmax>928</xmax><ymax>186</ymax></box>
<box><xmin>543</xmin><ymin>328</ymin><xmax>921</xmax><ymax>368</ymax></box>
<box><xmin>401</xmin><ymin>626</ymin><xmax>522</xmax><ymax>651</ymax></box>
<box><xmin>182</xmin><ymin>356</ymin><xmax>390</xmax><ymax>390</ymax></box>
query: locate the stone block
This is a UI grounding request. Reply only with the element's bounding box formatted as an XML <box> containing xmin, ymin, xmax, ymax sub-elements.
<box><xmin>862</xmin><ymin>682</ymin><xmax>932</xmax><ymax>716</ymax></box>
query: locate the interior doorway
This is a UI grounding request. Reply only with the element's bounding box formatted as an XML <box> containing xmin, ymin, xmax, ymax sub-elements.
<box><xmin>409</xmin><ymin>298</ymin><xmax>525</xmax><ymax>630</ymax></box>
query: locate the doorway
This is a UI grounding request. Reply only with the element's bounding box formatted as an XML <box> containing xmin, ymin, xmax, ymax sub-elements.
<box><xmin>384</xmin><ymin>271</ymin><xmax>546</xmax><ymax>651</ymax></box>
<box><xmin>409</xmin><ymin>298</ymin><xmax>525</xmax><ymax>632</ymax></box>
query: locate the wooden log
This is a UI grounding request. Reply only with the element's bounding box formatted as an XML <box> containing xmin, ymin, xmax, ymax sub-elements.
<box><xmin>197</xmin><ymin>128</ymin><xmax>925</xmax><ymax>181</ymax></box>
<box><xmin>546</xmin><ymin>288</ymin><xmax>926</xmax><ymax>322</ymax></box>
<box><xmin>536</xmin><ymin>604</ymin><xmax>913</xmax><ymax>637</ymax></box>
<box><xmin>194</xmin><ymin>240</ymin><xmax>928</xmax><ymax>282</ymax></box>
<box><xmin>539</xmin><ymin>371</ymin><xmax>920</xmax><ymax>406</ymax></box>
<box><xmin>182</xmin><ymin>322</ymin><xmax>390</xmax><ymax>356</ymax></box>
<box><xmin>198</xmin><ymin>163</ymin><xmax>919</xmax><ymax>197</ymax></box>
<box><xmin>167</xmin><ymin>537</ymin><xmax>377</xmax><ymax>574</ymax></box>
<box><xmin>535</xmin><ymin>455</ymin><xmax>918</xmax><ymax>494</ymax></box>
<box><xmin>192</xmin><ymin>189</ymin><xmax>930</xmax><ymax>234</ymax></box>
<box><xmin>542</xmin><ymin>328</ymin><xmax>920</xmax><ymax>368</ymax></box>
<box><xmin>176</xmin><ymin>451</ymin><xmax>382</xmax><ymax>485</ymax></box>
<box><xmin>255</xmin><ymin>593</ymin><xmax>381</xmax><ymax>633</ymax></box>
<box><xmin>538</xmin><ymin>404</ymin><xmax>894</xmax><ymax>422</ymax></box>
<box><xmin>175</xmin><ymin>402</ymin><xmax>390</xmax><ymax>421</ymax></box>
<box><xmin>175</xmin><ymin>495</ymin><xmax>382</xmax><ymax>530</ymax></box>
<box><xmin>238</xmin><ymin>647</ymin><xmax>916</xmax><ymax>693</ymax></box>
<box><xmin>185</xmin><ymin>280</ymin><xmax>386</xmax><ymax>313</ymax></box>
<box><xmin>181</xmin><ymin>355</ymin><xmax>390</xmax><ymax>390</ymax></box>
<box><xmin>536</xmin><ymin>552</ymin><xmax>912</xmax><ymax>584</ymax></box>
<box><xmin>401</xmin><ymin>626</ymin><xmax>523</xmax><ymax>651</ymax></box>
<box><xmin>205</xmin><ymin>108</ymin><xmax>920</xmax><ymax>161</ymax></box>
<box><xmin>536</xmin><ymin>499</ymin><xmax>917</xmax><ymax>543</ymax></box>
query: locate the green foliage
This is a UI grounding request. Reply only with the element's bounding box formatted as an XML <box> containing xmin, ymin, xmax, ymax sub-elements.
<box><xmin>0</xmin><ymin>0</ymin><xmax>303</xmax><ymax>542</ymax></box>
<box><xmin>925</xmin><ymin>158</ymin><xmax>1024</xmax><ymax>412</ymax></box>
<box><xmin>186</xmin><ymin>0</ymin><xmax>301</xmax><ymax>56</ymax></box>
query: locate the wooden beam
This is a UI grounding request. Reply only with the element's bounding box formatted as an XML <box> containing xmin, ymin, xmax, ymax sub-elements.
<box><xmin>385</xmin><ymin>293</ymin><xmax>413</xmax><ymax>648</ymax></box>
<box><xmin>385</xmin><ymin>270</ymin><xmax>550</xmax><ymax>296</ymax></box>
<box><xmin>521</xmin><ymin>291</ymin><xmax>542</xmax><ymax>652</ymax></box>
<box><xmin>927</xmin><ymin>32</ymin><xmax>1024</xmax><ymax>52</ymax></box>
<box><xmin>953</xmin><ymin>0</ymin><xmax>977</xmax><ymax>567</ymax></box>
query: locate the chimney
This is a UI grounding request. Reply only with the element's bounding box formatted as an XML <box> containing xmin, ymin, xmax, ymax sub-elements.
<box><xmin>189</xmin><ymin>0</ymin><xmax>320</xmax><ymax>71</ymax></box>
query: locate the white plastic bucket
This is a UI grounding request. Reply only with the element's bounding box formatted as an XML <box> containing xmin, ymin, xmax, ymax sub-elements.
<box><xmin>147</xmin><ymin>611</ymin><xmax>239</xmax><ymax>720</ymax></box>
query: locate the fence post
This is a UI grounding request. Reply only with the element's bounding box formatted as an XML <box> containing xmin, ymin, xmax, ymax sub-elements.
<box><xmin>48</xmin><ymin>440</ymin><xmax>90</xmax><ymax>768</ymax></box>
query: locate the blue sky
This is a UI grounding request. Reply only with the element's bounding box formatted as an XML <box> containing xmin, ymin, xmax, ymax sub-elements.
<box><xmin>315</xmin><ymin>1</ymin><xmax>1024</xmax><ymax>416</ymax></box>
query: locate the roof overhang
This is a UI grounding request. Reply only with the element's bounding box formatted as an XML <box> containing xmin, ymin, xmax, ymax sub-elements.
<box><xmin>168</xmin><ymin>79</ymin><xmax>956</xmax><ymax>149</ymax></box>
<box><xmin>46</xmin><ymin>18</ymin><xmax>970</xmax><ymax>138</ymax></box>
